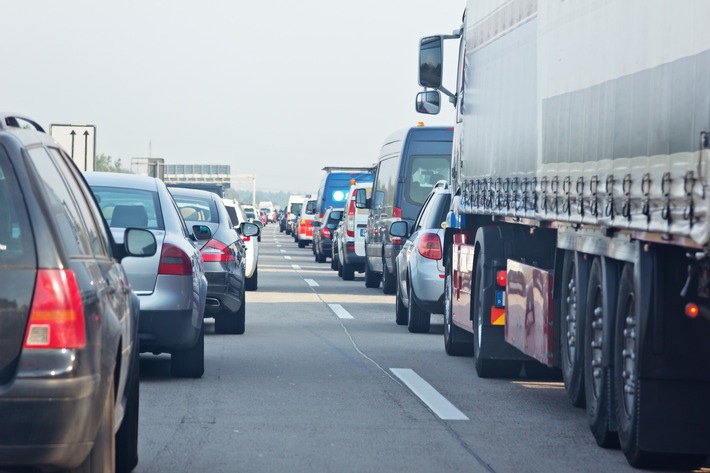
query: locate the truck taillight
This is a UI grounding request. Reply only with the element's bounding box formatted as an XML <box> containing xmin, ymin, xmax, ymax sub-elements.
<box><xmin>159</xmin><ymin>243</ymin><xmax>193</xmax><ymax>275</ymax></box>
<box><xmin>321</xmin><ymin>226</ymin><xmax>331</xmax><ymax>239</ymax></box>
<box><xmin>418</xmin><ymin>233</ymin><xmax>442</xmax><ymax>260</ymax></box>
<box><xmin>24</xmin><ymin>269</ymin><xmax>86</xmax><ymax>349</ymax></box>
<box><xmin>496</xmin><ymin>270</ymin><xmax>507</xmax><ymax>287</ymax></box>
<box><xmin>201</xmin><ymin>239</ymin><xmax>235</xmax><ymax>262</ymax></box>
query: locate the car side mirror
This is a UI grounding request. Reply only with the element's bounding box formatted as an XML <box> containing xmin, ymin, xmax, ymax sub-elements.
<box><xmin>192</xmin><ymin>224</ymin><xmax>212</xmax><ymax>240</ymax></box>
<box><xmin>355</xmin><ymin>188</ymin><xmax>369</xmax><ymax>209</ymax></box>
<box><xmin>389</xmin><ymin>221</ymin><xmax>409</xmax><ymax>238</ymax></box>
<box><xmin>124</xmin><ymin>228</ymin><xmax>157</xmax><ymax>257</ymax></box>
<box><xmin>240</xmin><ymin>222</ymin><xmax>259</xmax><ymax>237</ymax></box>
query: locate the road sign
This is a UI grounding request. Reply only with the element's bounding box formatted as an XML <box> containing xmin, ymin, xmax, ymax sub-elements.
<box><xmin>49</xmin><ymin>124</ymin><xmax>96</xmax><ymax>172</ymax></box>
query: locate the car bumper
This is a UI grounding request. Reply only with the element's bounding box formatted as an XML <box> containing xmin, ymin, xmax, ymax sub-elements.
<box><xmin>204</xmin><ymin>265</ymin><xmax>245</xmax><ymax>315</ymax></box>
<box><xmin>411</xmin><ymin>261</ymin><xmax>445</xmax><ymax>313</ymax></box>
<box><xmin>342</xmin><ymin>246</ymin><xmax>366</xmax><ymax>268</ymax></box>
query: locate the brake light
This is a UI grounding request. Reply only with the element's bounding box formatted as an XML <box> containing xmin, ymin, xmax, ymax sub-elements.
<box><xmin>242</xmin><ymin>236</ymin><xmax>251</xmax><ymax>242</ymax></box>
<box><xmin>393</xmin><ymin>207</ymin><xmax>402</xmax><ymax>218</ymax></box>
<box><xmin>159</xmin><ymin>243</ymin><xmax>192</xmax><ymax>275</ymax></box>
<box><xmin>418</xmin><ymin>233</ymin><xmax>442</xmax><ymax>260</ymax></box>
<box><xmin>319</xmin><ymin>212</ymin><xmax>324</xmax><ymax>219</ymax></box>
<box><xmin>201</xmin><ymin>239</ymin><xmax>235</xmax><ymax>262</ymax></box>
<box><xmin>496</xmin><ymin>270</ymin><xmax>507</xmax><ymax>287</ymax></box>
<box><xmin>24</xmin><ymin>269</ymin><xmax>86</xmax><ymax>349</ymax></box>
<box><xmin>391</xmin><ymin>236</ymin><xmax>403</xmax><ymax>245</ymax></box>
<box><xmin>321</xmin><ymin>227</ymin><xmax>331</xmax><ymax>239</ymax></box>
<box><xmin>346</xmin><ymin>198</ymin><xmax>356</xmax><ymax>237</ymax></box>
<box><xmin>686</xmin><ymin>303</ymin><xmax>700</xmax><ymax>318</ymax></box>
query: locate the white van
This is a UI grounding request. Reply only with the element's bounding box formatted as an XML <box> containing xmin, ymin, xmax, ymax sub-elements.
<box><xmin>285</xmin><ymin>194</ymin><xmax>305</xmax><ymax>235</ymax></box>
<box><xmin>335</xmin><ymin>182</ymin><xmax>371</xmax><ymax>280</ymax></box>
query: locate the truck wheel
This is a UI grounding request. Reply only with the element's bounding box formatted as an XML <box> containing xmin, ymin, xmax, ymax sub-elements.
<box><xmin>560</xmin><ymin>250</ymin><xmax>586</xmax><ymax>407</ymax></box>
<box><xmin>472</xmin><ymin>244</ymin><xmax>520</xmax><ymax>378</ymax></box>
<box><xmin>342</xmin><ymin>262</ymin><xmax>355</xmax><ymax>281</ymax></box>
<box><xmin>364</xmin><ymin>260</ymin><xmax>381</xmax><ymax>288</ymax></box>
<box><xmin>245</xmin><ymin>268</ymin><xmax>258</xmax><ymax>291</ymax></box>
<box><xmin>407</xmin><ymin>282</ymin><xmax>430</xmax><ymax>333</ymax></box>
<box><xmin>523</xmin><ymin>361</ymin><xmax>561</xmax><ymax>380</ymax></box>
<box><xmin>171</xmin><ymin>323</ymin><xmax>205</xmax><ymax>378</ymax></box>
<box><xmin>71</xmin><ymin>375</ymin><xmax>115</xmax><ymax>473</ymax></box>
<box><xmin>395</xmin><ymin>277</ymin><xmax>408</xmax><ymax>325</ymax></box>
<box><xmin>444</xmin><ymin>257</ymin><xmax>473</xmax><ymax>356</ymax></box>
<box><xmin>381</xmin><ymin>256</ymin><xmax>396</xmax><ymax>295</ymax></box>
<box><xmin>584</xmin><ymin>258</ymin><xmax>619</xmax><ymax>448</ymax></box>
<box><xmin>613</xmin><ymin>264</ymin><xmax>705</xmax><ymax>469</ymax></box>
<box><xmin>116</xmin><ymin>344</ymin><xmax>140</xmax><ymax>473</ymax></box>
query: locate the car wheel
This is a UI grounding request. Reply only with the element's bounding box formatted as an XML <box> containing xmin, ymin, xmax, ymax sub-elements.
<box><xmin>364</xmin><ymin>260</ymin><xmax>380</xmax><ymax>288</ymax></box>
<box><xmin>331</xmin><ymin>252</ymin><xmax>339</xmax><ymax>271</ymax></box>
<box><xmin>381</xmin><ymin>257</ymin><xmax>396</xmax><ymax>295</ymax></box>
<box><xmin>407</xmin><ymin>282</ymin><xmax>430</xmax><ymax>333</ymax></box>
<box><xmin>395</xmin><ymin>276</ymin><xmax>408</xmax><ymax>326</ymax></box>
<box><xmin>70</xmin><ymin>375</ymin><xmax>115</xmax><ymax>473</ymax></box>
<box><xmin>337</xmin><ymin>257</ymin><xmax>343</xmax><ymax>277</ymax></box>
<box><xmin>245</xmin><ymin>267</ymin><xmax>258</xmax><ymax>291</ymax></box>
<box><xmin>171</xmin><ymin>323</ymin><xmax>205</xmax><ymax>378</ymax></box>
<box><xmin>215</xmin><ymin>298</ymin><xmax>246</xmax><ymax>335</ymax></box>
<box><xmin>298</xmin><ymin>240</ymin><xmax>306</xmax><ymax>248</ymax></box>
<box><xmin>317</xmin><ymin>251</ymin><xmax>327</xmax><ymax>263</ymax></box>
<box><xmin>115</xmin><ymin>343</ymin><xmax>140</xmax><ymax>473</ymax></box>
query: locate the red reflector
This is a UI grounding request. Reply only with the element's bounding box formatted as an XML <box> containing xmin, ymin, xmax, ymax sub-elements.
<box><xmin>393</xmin><ymin>207</ymin><xmax>402</xmax><ymax>218</ymax></box>
<box><xmin>159</xmin><ymin>243</ymin><xmax>192</xmax><ymax>275</ymax></box>
<box><xmin>496</xmin><ymin>270</ymin><xmax>507</xmax><ymax>287</ymax></box>
<box><xmin>391</xmin><ymin>236</ymin><xmax>402</xmax><ymax>245</ymax></box>
<box><xmin>242</xmin><ymin>236</ymin><xmax>251</xmax><ymax>242</ymax></box>
<box><xmin>201</xmin><ymin>239</ymin><xmax>234</xmax><ymax>262</ymax></box>
<box><xmin>24</xmin><ymin>269</ymin><xmax>86</xmax><ymax>349</ymax></box>
<box><xmin>686</xmin><ymin>303</ymin><xmax>700</xmax><ymax>318</ymax></box>
<box><xmin>346</xmin><ymin>242</ymin><xmax>355</xmax><ymax>250</ymax></box>
<box><xmin>418</xmin><ymin>233</ymin><xmax>442</xmax><ymax>260</ymax></box>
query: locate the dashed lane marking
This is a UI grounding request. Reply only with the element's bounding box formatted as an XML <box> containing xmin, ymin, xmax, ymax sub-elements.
<box><xmin>328</xmin><ymin>304</ymin><xmax>353</xmax><ymax>319</ymax></box>
<box><xmin>284</xmin><ymin>256</ymin><xmax>292</xmax><ymax>260</ymax></box>
<box><xmin>390</xmin><ymin>368</ymin><xmax>469</xmax><ymax>421</ymax></box>
<box><xmin>291</xmin><ymin>264</ymin><xmax>301</xmax><ymax>270</ymax></box>
<box><xmin>304</xmin><ymin>279</ymin><xmax>319</xmax><ymax>287</ymax></box>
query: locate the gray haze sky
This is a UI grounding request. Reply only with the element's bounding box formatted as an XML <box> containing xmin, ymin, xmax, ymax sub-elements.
<box><xmin>2</xmin><ymin>1</ymin><xmax>464</xmax><ymax>193</ymax></box>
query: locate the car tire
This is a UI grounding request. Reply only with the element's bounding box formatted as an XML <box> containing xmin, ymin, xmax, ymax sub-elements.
<box><xmin>245</xmin><ymin>268</ymin><xmax>258</xmax><ymax>291</ymax></box>
<box><xmin>115</xmin><ymin>343</ymin><xmax>140</xmax><ymax>473</ymax></box>
<box><xmin>364</xmin><ymin>260</ymin><xmax>380</xmax><ymax>288</ymax></box>
<box><xmin>331</xmin><ymin>252</ymin><xmax>339</xmax><ymax>271</ymax></box>
<box><xmin>71</xmin><ymin>375</ymin><xmax>115</xmax><ymax>473</ymax></box>
<box><xmin>215</xmin><ymin>299</ymin><xmax>246</xmax><ymax>335</ymax></box>
<box><xmin>317</xmin><ymin>252</ymin><xmax>327</xmax><ymax>263</ymax></box>
<box><xmin>171</xmin><ymin>323</ymin><xmax>204</xmax><ymax>378</ymax></box>
<box><xmin>407</xmin><ymin>282</ymin><xmax>430</xmax><ymax>333</ymax></box>
<box><xmin>298</xmin><ymin>240</ymin><xmax>306</xmax><ymax>249</ymax></box>
<box><xmin>342</xmin><ymin>262</ymin><xmax>355</xmax><ymax>281</ymax></box>
<box><xmin>381</xmin><ymin>257</ymin><xmax>396</xmax><ymax>295</ymax></box>
<box><xmin>395</xmin><ymin>277</ymin><xmax>408</xmax><ymax>326</ymax></box>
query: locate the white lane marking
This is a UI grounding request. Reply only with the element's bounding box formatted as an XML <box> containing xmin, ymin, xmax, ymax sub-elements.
<box><xmin>291</xmin><ymin>264</ymin><xmax>301</xmax><ymax>270</ymax></box>
<box><xmin>304</xmin><ymin>279</ymin><xmax>319</xmax><ymax>287</ymax></box>
<box><xmin>277</xmin><ymin>244</ymin><xmax>282</xmax><ymax>248</ymax></box>
<box><xmin>328</xmin><ymin>304</ymin><xmax>353</xmax><ymax>319</ymax></box>
<box><xmin>389</xmin><ymin>369</ymin><xmax>469</xmax><ymax>420</ymax></box>
<box><xmin>280</xmin><ymin>249</ymin><xmax>287</xmax><ymax>253</ymax></box>
<box><xmin>284</xmin><ymin>255</ymin><xmax>292</xmax><ymax>260</ymax></box>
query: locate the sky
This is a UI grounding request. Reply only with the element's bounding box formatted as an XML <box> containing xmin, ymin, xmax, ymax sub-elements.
<box><xmin>2</xmin><ymin>1</ymin><xmax>465</xmax><ymax>194</ymax></box>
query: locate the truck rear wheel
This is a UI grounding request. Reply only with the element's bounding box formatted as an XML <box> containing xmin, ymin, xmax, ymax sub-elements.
<box><xmin>560</xmin><ymin>250</ymin><xmax>586</xmax><ymax>407</ymax></box>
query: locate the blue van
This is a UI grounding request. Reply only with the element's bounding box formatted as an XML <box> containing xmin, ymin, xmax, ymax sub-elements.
<box><xmin>360</xmin><ymin>126</ymin><xmax>453</xmax><ymax>293</ymax></box>
<box><xmin>314</xmin><ymin>167</ymin><xmax>374</xmax><ymax>222</ymax></box>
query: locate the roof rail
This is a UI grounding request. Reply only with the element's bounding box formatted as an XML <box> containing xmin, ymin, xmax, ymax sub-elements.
<box><xmin>321</xmin><ymin>166</ymin><xmax>376</xmax><ymax>173</ymax></box>
<box><xmin>0</xmin><ymin>114</ymin><xmax>45</xmax><ymax>133</ymax></box>
<box><xmin>434</xmin><ymin>179</ymin><xmax>449</xmax><ymax>190</ymax></box>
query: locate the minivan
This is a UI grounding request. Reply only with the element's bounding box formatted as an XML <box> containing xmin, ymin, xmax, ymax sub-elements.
<box><xmin>357</xmin><ymin>126</ymin><xmax>453</xmax><ymax>293</ymax></box>
<box><xmin>315</xmin><ymin>167</ymin><xmax>374</xmax><ymax>222</ymax></box>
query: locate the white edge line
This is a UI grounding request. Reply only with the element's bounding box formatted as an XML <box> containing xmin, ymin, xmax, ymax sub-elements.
<box><xmin>328</xmin><ymin>304</ymin><xmax>353</xmax><ymax>319</ymax></box>
<box><xmin>390</xmin><ymin>368</ymin><xmax>469</xmax><ymax>420</ymax></box>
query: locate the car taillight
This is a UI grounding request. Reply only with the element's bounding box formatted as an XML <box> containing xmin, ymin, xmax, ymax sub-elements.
<box><xmin>242</xmin><ymin>236</ymin><xmax>251</xmax><ymax>242</ymax></box>
<box><xmin>418</xmin><ymin>233</ymin><xmax>442</xmax><ymax>260</ymax></box>
<box><xmin>159</xmin><ymin>243</ymin><xmax>193</xmax><ymax>275</ymax></box>
<box><xmin>201</xmin><ymin>239</ymin><xmax>235</xmax><ymax>262</ymax></box>
<box><xmin>319</xmin><ymin>212</ymin><xmax>324</xmax><ymax>219</ymax></box>
<box><xmin>320</xmin><ymin>226</ymin><xmax>330</xmax><ymax>239</ymax></box>
<box><xmin>24</xmin><ymin>269</ymin><xmax>86</xmax><ymax>349</ymax></box>
<box><xmin>347</xmin><ymin>199</ymin><xmax>356</xmax><ymax>237</ymax></box>
<box><xmin>393</xmin><ymin>207</ymin><xmax>402</xmax><ymax>218</ymax></box>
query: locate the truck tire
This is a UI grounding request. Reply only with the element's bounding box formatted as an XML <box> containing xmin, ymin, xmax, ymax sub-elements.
<box><xmin>560</xmin><ymin>250</ymin><xmax>586</xmax><ymax>407</ymax></box>
<box><xmin>245</xmin><ymin>268</ymin><xmax>258</xmax><ymax>291</ymax></box>
<box><xmin>364</xmin><ymin>260</ymin><xmax>380</xmax><ymax>288</ymax></box>
<box><xmin>395</xmin><ymin>277</ymin><xmax>408</xmax><ymax>325</ymax></box>
<box><xmin>443</xmin><ymin>256</ymin><xmax>474</xmax><ymax>356</ymax></box>
<box><xmin>583</xmin><ymin>258</ymin><xmax>619</xmax><ymax>448</ymax></box>
<box><xmin>342</xmin><ymin>262</ymin><xmax>355</xmax><ymax>281</ymax></box>
<box><xmin>116</xmin><ymin>344</ymin><xmax>140</xmax><ymax>473</ymax></box>
<box><xmin>381</xmin><ymin>256</ymin><xmax>396</xmax><ymax>295</ymax></box>
<box><xmin>171</xmin><ymin>323</ymin><xmax>205</xmax><ymax>378</ymax></box>
<box><xmin>71</xmin><ymin>375</ymin><xmax>115</xmax><ymax>473</ymax></box>
<box><xmin>407</xmin><ymin>282</ymin><xmax>430</xmax><ymax>333</ymax></box>
<box><xmin>472</xmin><ymin>239</ymin><xmax>520</xmax><ymax>378</ymax></box>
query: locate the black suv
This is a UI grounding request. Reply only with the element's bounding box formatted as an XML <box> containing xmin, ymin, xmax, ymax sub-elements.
<box><xmin>0</xmin><ymin>114</ymin><xmax>155</xmax><ymax>472</ymax></box>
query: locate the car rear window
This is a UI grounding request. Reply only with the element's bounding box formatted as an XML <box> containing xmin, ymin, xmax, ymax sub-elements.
<box><xmin>172</xmin><ymin>195</ymin><xmax>219</xmax><ymax>223</ymax></box>
<box><xmin>290</xmin><ymin>203</ymin><xmax>302</xmax><ymax>215</ymax></box>
<box><xmin>0</xmin><ymin>150</ymin><xmax>36</xmax><ymax>267</ymax></box>
<box><xmin>90</xmin><ymin>186</ymin><xmax>165</xmax><ymax>230</ymax></box>
<box><xmin>405</xmin><ymin>155</ymin><xmax>450</xmax><ymax>205</ymax></box>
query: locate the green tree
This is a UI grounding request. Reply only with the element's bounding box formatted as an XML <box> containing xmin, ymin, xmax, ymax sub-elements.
<box><xmin>95</xmin><ymin>154</ymin><xmax>130</xmax><ymax>173</ymax></box>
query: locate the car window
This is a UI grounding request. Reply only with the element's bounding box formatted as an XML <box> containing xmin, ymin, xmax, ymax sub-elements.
<box><xmin>225</xmin><ymin>205</ymin><xmax>239</xmax><ymax>227</ymax></box>
<box><xmin>375</xmin><ymin>156</ymin><xmax>398</xmax><ymax>211</ymax></box>
<box><xmin>0</xmin><ymin>149</ymin><xmax>36</xmax><ymax>267</ymax></box>
<box><xmin>90</xmin><ymin>186</ymin><xmax>164</xmax><ymax>230</ymax></box>
<box><xmin>27</xmin><ymin>146</ymin><xmax>93</xmax><ymax>257</ymax></box>
<box><xmin>48</xmin><ymin>148</ymin><xmax>108</xmax><ymax>257</ymax></box>
<box><xmin>422</xmin><ymin>193</ymin><xmax>452</xmax><ymax>229</ymax></box>
<box><xmin>405</xmin><ymin>155</ymin><xmax>450</xmax><ymax>205</ymax></box>
<box><xmin>412</xmin><ymin>192</ymin><xmax>435</xmax><ymax>233</ymax></box>
<box><xmin>172</xmin><ymin>194</ymin><xmax>219</xmax><ymax>223</ymax></box>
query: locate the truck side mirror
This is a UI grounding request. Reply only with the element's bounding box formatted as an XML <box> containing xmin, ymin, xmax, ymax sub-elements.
<box><xmin>355</xmin><ymin>188</ymin><xmax>370</xmax><ymax>209</ymax></box>
<box><xmin>419</xmin><ymin>36</ymin><xmax>443</xmax><ymax>88</ymax></box>
<box><xmin>416</xmin><ymin>91</ymin><xmax>441</xmax><ymax>115</ymax></box>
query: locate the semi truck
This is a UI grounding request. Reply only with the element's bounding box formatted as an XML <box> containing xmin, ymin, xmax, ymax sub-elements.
<box><xmin>417</xmin><ymin>0</ymin><xmax>710</xmax><ymax>468</ymax></box>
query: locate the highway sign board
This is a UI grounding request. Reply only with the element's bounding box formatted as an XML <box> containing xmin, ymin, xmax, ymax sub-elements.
<box><xmin>49</xmin><ymin>124</ymin><xmax>96</xmax><ymax>171</ymax></box>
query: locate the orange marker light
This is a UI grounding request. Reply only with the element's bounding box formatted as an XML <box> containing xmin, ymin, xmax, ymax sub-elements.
<box><xmin>417</xmin><ymin>121</ymin><xmax>425</xmax><ymax>127</ymax></box>
<box><xmin>496</xmin><ymin>270</ymin><xmax>507</xmax><ymax>287</ymax></box>
<box><xmin>686</xmin><ymin>303</ymin><xmax>700</xmax><ymax>318</ymax></box>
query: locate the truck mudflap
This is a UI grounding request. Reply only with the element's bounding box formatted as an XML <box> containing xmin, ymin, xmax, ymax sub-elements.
<box><xmin>505</xmin><ymin>260</ymin><xmax>555</xmax><ymax>367</ymax></box>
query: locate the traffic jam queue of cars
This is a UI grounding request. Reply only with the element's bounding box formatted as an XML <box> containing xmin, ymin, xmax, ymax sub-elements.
<box><xmin>0</xmin><ymin>114</ymin><xmax>260</xmax><ymax>472</ymax></box>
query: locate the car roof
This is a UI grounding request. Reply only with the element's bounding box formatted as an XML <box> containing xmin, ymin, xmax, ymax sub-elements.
<box><xmin>168</xmin><ymin>186</ymin><xmax>218</xmax><ymax>200</ymax></box>
<box><xmin>84</xmin><ymin>171</ymin><xmax>159</xmax><ymax>191</ymax></box>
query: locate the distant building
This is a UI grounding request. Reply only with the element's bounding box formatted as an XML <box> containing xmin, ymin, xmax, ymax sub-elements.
<box><xmin>131</xmin><ymin>157</ymin><xmax>165</xmax><ymax>180</ymax></box>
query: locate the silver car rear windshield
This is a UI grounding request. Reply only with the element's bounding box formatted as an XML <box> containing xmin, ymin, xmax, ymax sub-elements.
<box><xmin>91</xmin><ymin>186</ymin><xmax>165</xmax><ymax>230</ymax></box>
<box><xmin>172</xmin><ymin>195</ymin><xmax>219</xmax><ymax>224</ymax></box>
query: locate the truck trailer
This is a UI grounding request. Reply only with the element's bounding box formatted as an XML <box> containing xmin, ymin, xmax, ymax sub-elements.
<box><xmin>417</xmin><ymin>0</ymin><xmax>710</xmax><ymax>468</ymax></box>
